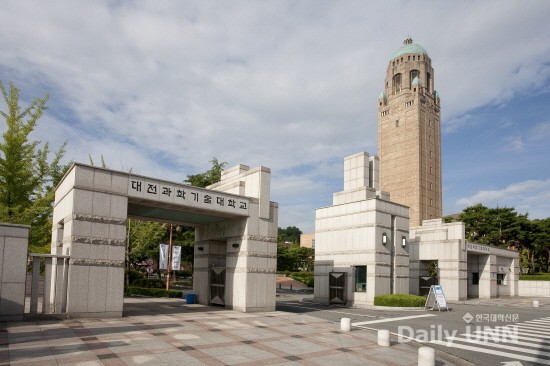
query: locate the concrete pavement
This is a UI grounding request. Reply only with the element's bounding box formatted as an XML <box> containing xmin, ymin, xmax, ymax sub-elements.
<box><xmin>1</xmin><ymin>296</ymin><xmax>458</xmax><ymax>365</ymax></box>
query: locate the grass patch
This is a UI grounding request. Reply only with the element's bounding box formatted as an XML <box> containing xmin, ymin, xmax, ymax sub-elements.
<box><xmin>374</xmin><ymin>294</ymin><xmax>426</xmax><ymax>307</ymax></box>
<box><xmin>520</xmin><ymin>273</ymin><xmax>550</xmax><ymax>281</ymax></box>
<box><xmin>125</xmin><ymin>286</ymin><xmax>183</xmax><ymax>298</ymax></box>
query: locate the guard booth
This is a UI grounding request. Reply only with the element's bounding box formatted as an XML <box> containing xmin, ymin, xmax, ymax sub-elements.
<box><xmin>50</xmin><ymin>163</ymin><xmax>278</xmax><ymax>317</ymax></box>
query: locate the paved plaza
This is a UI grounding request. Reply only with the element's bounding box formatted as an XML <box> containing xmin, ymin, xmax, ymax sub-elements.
<box><xmin>0</xmin><ymin>296</ymin><xmax>459</xmax><ymax>366</ymax></box>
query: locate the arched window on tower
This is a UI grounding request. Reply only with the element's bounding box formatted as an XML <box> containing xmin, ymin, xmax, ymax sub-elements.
<box><xmin>392</xmin><ymin>73</ymin><xmax>402</xmax><ymax>94</ymax></box>
<box><xmin>426</xmin><ymin>72</ymin><xmax>431</xmax><ymax>93</ymax></box>
<box><xmin>410</xmin><ymin>69</ymin><xmax>419</xmax><ymax>89</ymax></box>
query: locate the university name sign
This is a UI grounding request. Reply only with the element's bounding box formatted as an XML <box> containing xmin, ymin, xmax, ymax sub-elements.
<box><xmin>466</xmin><ymin>243</ymin><xmax>491</xmax><ymax>253</ymax></box>
<box><xmin>128</xmin><ymin>175</ymin><xmax>249</xmax><ymax>216</ymax></box>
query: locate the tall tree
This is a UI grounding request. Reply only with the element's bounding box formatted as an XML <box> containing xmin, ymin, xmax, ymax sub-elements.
<box><xmin>278</xmin><ymin>226</ymin><xmax>302</xmax><ymax>244</ymax></box>
<box><xmin>530</xmin><ymin>218</ymin><xmax>550</xmax><ymax>273</ymax></box>
<box><xmin>185</xmin><ymin>157</ymin><xmax>226</xmax><ymax>188</ymax></box>
<box><xmin>458</xmin><ymin>204</ymin><xmax>526</xmax><ymax>248</ymax></box>
<box><xmin>0</xmin><ymin>81</ymin><xmax>69</xmax><ymax>252</ymax></box>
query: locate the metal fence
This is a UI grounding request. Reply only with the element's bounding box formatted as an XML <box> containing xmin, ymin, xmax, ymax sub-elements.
<box><xmin>26</xmin><ymin>253</ymin><xmax>70</xmax><ymax>318</ymax></box>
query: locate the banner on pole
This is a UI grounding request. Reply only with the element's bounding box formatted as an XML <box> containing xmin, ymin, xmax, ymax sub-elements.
<box><xmin>159</xmin><ymin>244</ymin><xmax>168</xmax><ymax>270</ymax></box>
<box><xmin>172</xmin><ymin>246</ymin><xmax>182</xmax><ymax>270</ymax></box>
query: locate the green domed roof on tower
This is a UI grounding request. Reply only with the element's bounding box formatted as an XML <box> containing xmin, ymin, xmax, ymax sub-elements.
<box><xmin>392</xmin><ymin>36</ymin><xmax>428</xmax><ymax>59</ymax></box>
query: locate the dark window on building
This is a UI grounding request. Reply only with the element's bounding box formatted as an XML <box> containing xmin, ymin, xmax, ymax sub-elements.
<box><xmin>472</xmin><ymin>272</ymin><xmax>479</xmax><ymax>285</ymax></box>
<box><xmin>426</xmin><ymin>72</ymin><xmax>431</xmax><ymax>93</ymax></box>
<box><xmin>355</xmin><ymin>266</ymin><xmax>367</xmax><ymax>292</ymax></box>
<box><xmin>410</xmin><ymin>69</ymin><xmax>420</xmax><ymax>89</ymax></box>
<box><xmin>497</xmin><ymin>273</ymin><xmax>505</xmax><ymax>285</ymax></box>
<box><xmin>392</xmin><ymin>73</ymin><xmax>402</xmax><ymax>94</ymax></box>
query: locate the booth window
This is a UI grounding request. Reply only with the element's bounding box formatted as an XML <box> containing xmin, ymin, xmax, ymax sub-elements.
<box><xmin>355</xmin><ymin>266</ymin><xmax>367</xmax><ymax>292</ymax></box>
<box><xmin>472</xmin><ymin>272</ymin><xmax>479</xmax><ymax>285</ymax></box>
<box><xmin>497</xmin><ymin>273</ymin><xmax>505</xmax><ymax>285</ymax></box>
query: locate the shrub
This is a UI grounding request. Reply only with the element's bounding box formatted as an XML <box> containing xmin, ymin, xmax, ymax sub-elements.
<box><xmin>127</xmin><ymin>268</ymin><xmax>146</xmax><ymax>284</ymax></box>
<box><xmin>131</xmin><ymin>278</ymin><xmax>165</xmax><ymax>288</ymax></box>
<box><xmin>174</xmin><ymin>270</ymin><xmax>192</xmax><ymax>278</ymax></box>
<box><xmin>125</xmin><ymin>286</ymin><xmax>183</xmax><ymax>298</ymax></box>
<box><xmin>288</xmin><ymin>272</ymin><xmax>314</xmax><ymax>287</ymax></box>
<box><xmin>374</xmin><ymin>294</ymin><xmax>426</xmax><ymax>307</ymax></box>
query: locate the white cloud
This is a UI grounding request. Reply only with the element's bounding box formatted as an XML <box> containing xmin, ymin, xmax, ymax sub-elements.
<box><xmin>456</xmin><ymin>179</ymin><xmax>550</xmax><ymax>219</ymax></box>
<box><xmin>1</xmin><ymin>0</ymin><xmax>550</xmax><ymax>230</ymax></box>
<box><xmin>529</xmin><ymin>121</ymin><xmax>550</xmax><ymax>141</ymax></box>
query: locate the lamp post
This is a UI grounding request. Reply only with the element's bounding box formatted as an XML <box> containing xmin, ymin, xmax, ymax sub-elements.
<box><xmin>166</xmin><ymin>224</ymin><xmax>174</xmax><ymax>291</ymax></box>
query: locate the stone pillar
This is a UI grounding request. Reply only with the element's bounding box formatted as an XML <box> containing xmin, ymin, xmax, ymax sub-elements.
<box><xmin>0</xmin><ymin>223</ymin><xmax>30</xmax><ymax>321</ymax></box>
<box><xmin>509</xmin><ymin>256</ymin><xmax>519</xmax><ymax>296</ymax></box>
<box><xmin>197</xmin><ymin>165</ymin><xmax>278</xmax><ymax>312</ymax></box>
<box><xmin>52</xmin><ymin>165</ymin><xmax>128</xmax><ymax>317</ymax></box>
<box><xmin>479</xmin><ymin>254</ymin><xmax>497</xmax><ymax>298</ymax></box>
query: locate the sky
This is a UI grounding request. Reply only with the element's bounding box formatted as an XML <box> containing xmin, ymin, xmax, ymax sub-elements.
<box><xmin>1</xmin><ymin>1</ymin><xmax>549</xmax><ymax>233</ymax></box>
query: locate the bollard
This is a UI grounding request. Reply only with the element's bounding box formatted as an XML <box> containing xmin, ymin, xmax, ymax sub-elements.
<box><xmin>533</xmin><ymin>300</ymin><xmax>539</xmax><ymax>308</ymax></box>
<box><xmin>341</xmin><ymin>318</ymin><xmax>351</xmax><ymax>332</ymax></box>
<box><xmin>418</xmin><ymin>346</ymin><xmax>435</xmax><ymax>366</ymax></box>
<box><xmin>377</xmin><ymin>329</ymin><xmax>390</xmax><ymax>346</ymax></box>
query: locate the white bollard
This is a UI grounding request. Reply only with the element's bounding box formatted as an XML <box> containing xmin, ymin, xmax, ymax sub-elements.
<box><xmin>377</xmin><ymin>329</ymin><xmax>390</xmax><ymax>346</ymax></box>
<box><xmin>533</xmin><ymin>300</ymin><xmax>540</xmax><ymax>308</ymax></box>
<box><xmin>340</xmin><ymin>318</ymin><xmax>351</xmax><ymax>331</ymax></box>
<box><xmin>418</xmin><ymin>346</ymin><xmax>435</xmax><ymax>366</ymax></box>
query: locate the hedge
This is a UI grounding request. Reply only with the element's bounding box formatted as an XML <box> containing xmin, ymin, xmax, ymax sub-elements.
<box><xmin>125</xmin><ymin>286</ymin><xmax>183</xmax><ymax>298</ymax></box>
<box><xmin>374</xmin><ymin>294</ymin><xmax>426</xmax><ymax>307</ymax></box>
<box><xmin>519</xmin><ymin>273</ymin><xmax>550</xmax><ymax>281</ymax></box>
<box><xmin>131</xmin><ymin>278</ymin><xmax>166</xmax><ymax>288</ymax></box>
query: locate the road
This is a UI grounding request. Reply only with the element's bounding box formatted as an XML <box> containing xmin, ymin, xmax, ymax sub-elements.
<box><xmin>276</xmin><ymin>293</ymin><xmax>550</xmax><ymax>366</ymax></box>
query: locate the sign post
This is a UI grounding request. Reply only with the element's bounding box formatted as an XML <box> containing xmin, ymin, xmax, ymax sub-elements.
<box><xmin>425</xmin><ymin>285</ymin><xmax>449</xmax><ymax>311</ymax></box>
<box><xmin>145</xmin><ymin>258</ymin><xmax>154</xmax><ymax>278</ymax></box>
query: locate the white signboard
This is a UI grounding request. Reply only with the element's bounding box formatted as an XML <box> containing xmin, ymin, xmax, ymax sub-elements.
<box><xmin>128</xmin><ymin>175</ymin><xmax>249</xmax><ymax>216</ymax></box>
<box><xmin>425</xmin><ymin>285</ymin><xmax>449</xmax><ymax>311</ymax></box>
<box><xmin>159</xmin><ymin>244</ymin><xmax>182</xmax><ymax>271</ymax></box>
<box><xmin>433</xmin><ymin>285</ymin><xmax>447</xmax><ymax>309</ymax></box>
<box><xmin>171</xmin><ymin>246</ymin><xmax>181</xmax><ymax>271</ymax></box>
<box><xmin>159</xmin><ymin>244</ymin><xmax>168</xmax><ymax>270</ymax></box>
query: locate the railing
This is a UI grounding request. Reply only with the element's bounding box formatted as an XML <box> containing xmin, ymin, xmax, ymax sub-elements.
<box><xmin>27</xmin><ymin>253</ymin><xmax>70</xmax><ymax>317</ymax></box>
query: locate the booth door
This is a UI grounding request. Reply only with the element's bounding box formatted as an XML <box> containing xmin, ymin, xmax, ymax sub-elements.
<box><xmin>329</xmin><ymin>272</ymin><xmax>346</xmax><ymax>304</ymax></box>
<box><xmin>210</xmin><ymin>267</ymin><xmax>225</xmax><ymax>305</ymax></box>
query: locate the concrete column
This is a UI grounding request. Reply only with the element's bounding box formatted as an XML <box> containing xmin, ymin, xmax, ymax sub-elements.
<box><xmin>52</xmin><ymin>165</ymin><xmax>128</xmax><ymax>317</ymax></box>
<box><xmin>479</xmin><ymin>254</ymin><xmax>497</xmax><ymax>299</ymax></box>
<box><xmin>509</xmin><ymin>256</ymin><xmax>519</xmax><ymax>296</ymax></box>
<box><xmin>0</xmin><ymin>224</ymin><xmax>30</xmax><ymax>321</ymax></box>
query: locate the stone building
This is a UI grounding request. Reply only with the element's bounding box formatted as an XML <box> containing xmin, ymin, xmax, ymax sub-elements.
<box><xmin>314</xmin><ymin>152</ymin><xmax>409</xmax><ymax>307</ymax></box>
<box><xmin>313</xmin><ymin>38</ymin><xmax>518</xmax><ymax>306</ymax></box>
<box><xmin>377</xmin><ymin>36</ymin><xmax>442</xmax><ymax>227</ymax></box>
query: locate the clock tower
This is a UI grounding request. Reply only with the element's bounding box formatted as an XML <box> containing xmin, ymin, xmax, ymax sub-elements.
<box><xmin>377</xmin><ymin>36</ymin><xmax>442</xmax><ymax>227</ymax></box>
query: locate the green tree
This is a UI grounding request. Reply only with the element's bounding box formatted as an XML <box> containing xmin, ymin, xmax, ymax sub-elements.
<box><xmin>278</xmin><ymin>226</ymin><xmax>302</xmax><ymax>244</ymax></box>
<box><xmin>458</xmin><ymin>204</ymin><xmax>526</xmax><ymax>248</ymax></box>
<box><xmin>288</xmin><ymin>245</ymin><xmax>314</xmax><ymax>271</ymax></box>
<box><xmin>276</xmin><ymin>243</ymin><xmax>293</xmax><ymax>271</ymax></box>
<box><xmin>0</xmin><ymin>81</ymin><xmax>69</xmax><ymax>252</ymax></box>
<box><xmin>530</xmin><ymin>218</ymin><xmax>550</xmax><ymax>273</ymax></box>
<box><xmin>185</xmin><ymin>157</ymin><xmax>226</xmax><ymax>188</ymax></box>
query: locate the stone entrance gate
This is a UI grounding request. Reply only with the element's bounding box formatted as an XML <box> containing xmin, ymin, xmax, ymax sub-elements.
<box><xmin>51</xmin><ymin>163</ymin><xmax>278</xmax><ymax>317</ymax></box>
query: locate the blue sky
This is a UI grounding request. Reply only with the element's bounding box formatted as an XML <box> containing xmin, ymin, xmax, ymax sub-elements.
<box><xmin>1</xmin><ymin>1</ymin><xmax>549</xmax><ymax>233</ymax></box>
